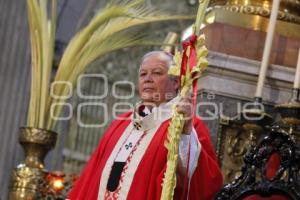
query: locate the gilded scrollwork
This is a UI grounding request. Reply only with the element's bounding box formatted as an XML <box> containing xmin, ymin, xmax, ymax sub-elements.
<box><xmin>227</xmin><ymin>132</ymin><xmax>247</xmax><ymax>159</ymax></box>
<box><xmin>217</xmin><ymin>122</ymin><xmax>249</xmax><ymax>183</ymax></box>
<box><xmin>217</xmin><ymin>117</ymin><xmax>266</xmax><ymax>183</ymax></box>
<box><xmin>209</xmin><ymin>0</ymin><xmax>300</xmax><ymax>24</ymax></box>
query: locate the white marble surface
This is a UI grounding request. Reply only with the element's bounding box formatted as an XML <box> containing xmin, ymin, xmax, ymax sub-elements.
<box><xmin>199</xmin><ymin>51</ymin><xmax>295</xmax><ymax>104</ymax></box>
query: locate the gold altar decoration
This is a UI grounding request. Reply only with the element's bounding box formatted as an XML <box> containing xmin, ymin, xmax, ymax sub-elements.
<box><xmin>160</xmin><ymin>1</ymin><xmax>210</xmax><ymax>199</ymax></box>
<box><xmin>217</xmin><ymin>97</ymin><xmax>274</xmax><ymax>183</ymax></box>
<box><xmin>216</xmin><ymin>111</ymin><xmax>274</xmax><ymax>183</ymax></box>
<box><xmin>276</xmin><ymin>88</ymin><xmax>300</xmax><ymax>143</ymax></box>
<box><xmin>216</xmin><ymin>117</ymin><xmax>246</xmax><ymax>183</ymax></box>
<box><xmin>214</xmin><ymin>1</ymin><xmax>299</xmax><ymax>183</ymax></box>
<box><xmin>9</xmin><ymin>128</ymin><xmax>57</xmax><ymax>200</ymax></box>
<box><xmin>19</xmin><ymin>127</ymin><xmax>57</xmax><ymax>169</ymax></box>
<box><xmin>9</xmin><ymin>167</ymin><xmax>45</xmax><ymax>200</ymax></box>
<box><xmin>206</xmin><ymin>0</ymin><xmax>300</xmax><ymax>39</ymax></box>
<box><xmin>209</xmin><ymin>0</ymin><xmax>300</xmax><ymax>24</ymax></box>
<box><xmin>217</xmin><ymin>92</ymin><xmax>300</xmax><ymax>184</ymax></box>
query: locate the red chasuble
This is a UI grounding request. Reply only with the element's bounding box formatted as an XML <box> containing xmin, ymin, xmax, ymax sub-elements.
<box><xmin>68</xmin><ymin>112</ymin><xmax>223</xmax><ymax>200</ymax></box>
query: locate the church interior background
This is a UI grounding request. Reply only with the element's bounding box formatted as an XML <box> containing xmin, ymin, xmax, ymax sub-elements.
<box><xmin>0</xmin><ymin>0</ymin><xmax>299</xmax><ymax>199</ymax></box>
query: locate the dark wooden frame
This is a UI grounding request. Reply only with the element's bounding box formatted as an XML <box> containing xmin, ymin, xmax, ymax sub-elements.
<box><xmin>215</xmin><ymin>127</ymin><xmax>300</xmax><ymax>200</ymax></box>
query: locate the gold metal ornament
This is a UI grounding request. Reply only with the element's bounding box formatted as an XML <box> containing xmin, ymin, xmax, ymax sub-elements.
<box><xmin>8</xmin><ymin>127</ymin><xmax>57</xmax><ymax>200</ymax></box>
<box><xmin>209</xmin><ymin>0</ymin><xmax>300</xmax><ymax>24</ymax></box>
<box><xmin>216</xmin><ymin>98</ymin><xmax>274</xmax><ymax>184</ymax></box>
<box><xmin>19</xmin><ymin>127</ymin><xmax>57</xmax><ymax>169</ymax></box>
<box><xmin>206</xmin><ymin>0</ymin><xmax>300</xmax><ymax>39</ymax></box>
<box><xmin>276</xmin><ymin>88</ymin><xmax>300</xmax><ymax>143</ymax></box>
<box><xmin>9</xmin><ymin>167</ymin><xmax>45</xmax><ymax>200</ymax></box>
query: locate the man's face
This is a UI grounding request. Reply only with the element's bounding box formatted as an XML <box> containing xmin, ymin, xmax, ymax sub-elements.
<box><xmin>138</xmin><ymin>54</ymin><xmax>179</xmax><ymax>106</ymax></box>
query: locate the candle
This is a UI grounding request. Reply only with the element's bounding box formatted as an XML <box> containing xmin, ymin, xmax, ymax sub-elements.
<box><xmin>255</xmin><ymin>0</ymin><xmax>281</xmax><ymax>98</ymax></box>
<box><xmin>293</xmin><ymin>48</ymin><xmax>300</xmax><ymax>89</ymax></box>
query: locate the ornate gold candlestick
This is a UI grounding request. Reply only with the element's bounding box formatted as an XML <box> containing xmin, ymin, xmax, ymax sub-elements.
<box><xmin>276</xmin><ymin>88</ymin><xmax>300</xmax><ymax>143</ymax></box>
<box><xmin>8</xmin><ymin>127</ymin><xmax>57</xmax><ymax>200</ymax></box>
<box><xmin>240</xmin><ymin>97</ymin><xmax>273</xmax><ymax>145</ymax></box>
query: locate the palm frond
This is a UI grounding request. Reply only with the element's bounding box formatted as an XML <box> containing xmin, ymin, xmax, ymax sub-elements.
<box><xmin>45</xmin><ymin>0</ymin><xmax>192</xmax><ymax>129</ymax></box>
<box><xmin>27</xmin><ymin>0</ymin><xmax>42</xmax><ymax>127</ymax></box>
<box><xmin>46</xmin><ymin>33</ymin><xmax>146</xmax><ymax>129</ymax></box>
<box><xmin>26</xmin><ymin>0</ymin><xmax>193</xmax><ymax>130</ymax></box>
<box><xmin>27</xmin><ymin>0</ymin><xmax>56</xmax><ymax>128</ymax></box>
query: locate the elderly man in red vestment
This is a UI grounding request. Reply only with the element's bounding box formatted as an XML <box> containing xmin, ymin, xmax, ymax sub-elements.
<box><xmin>68</xmin><ymin>51</ymin><xmax>223</xmax><ymax>200</ymax></box>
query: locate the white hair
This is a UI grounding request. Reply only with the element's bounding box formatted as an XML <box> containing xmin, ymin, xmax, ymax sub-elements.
<box><xmin>140</xmin><ymin>51</ymin><xmax>179</xmax><ymax>94</ymax></box>
<box><xmin>140</xmin><ymin>50</ymin><xmax>175</xmax><ymax>69</ymax></box>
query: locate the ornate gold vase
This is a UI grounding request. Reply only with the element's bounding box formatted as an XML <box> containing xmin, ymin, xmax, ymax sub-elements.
<box><xmin>8</xmin><ymin>127</ymin><xmax>57</xmax><ymax>200</ymax></box>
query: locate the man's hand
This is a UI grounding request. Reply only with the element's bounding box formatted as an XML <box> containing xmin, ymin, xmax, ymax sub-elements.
<box><xmin>176</xmin><ymin>96</ymin><xmax>193</xmax><ymax>134</ymax></box>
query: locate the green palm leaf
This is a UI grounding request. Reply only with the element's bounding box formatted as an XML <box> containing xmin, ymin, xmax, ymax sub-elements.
<box><xmin>26</xmin><ymin>0</ymin><xmax>193</xmax><ymax>130</ymax></box>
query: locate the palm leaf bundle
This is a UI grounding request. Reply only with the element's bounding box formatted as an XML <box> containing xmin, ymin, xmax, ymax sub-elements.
<box><xmin>25</xmin><ymin>0</ymin><xmax>192</xmax><ymax>130</ymax></box>
<box><xmin>27</xmin><ymin>0</ymin><xmax>57</xmax><ymax>128</ymax></box>
<box><xmin>160</xmin><ymin>0</ymin><xmax>210</xmax><ymax>199</ymax></box>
